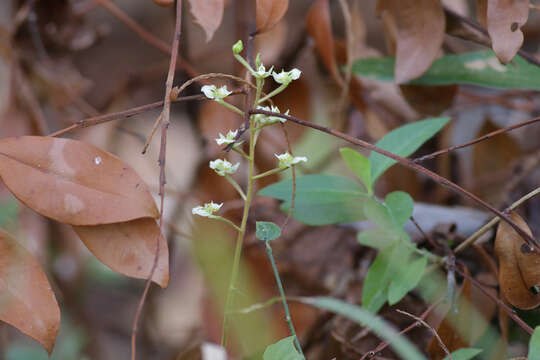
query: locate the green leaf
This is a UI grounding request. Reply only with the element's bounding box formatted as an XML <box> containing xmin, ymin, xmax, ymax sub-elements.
<box><xmin>301</xmin><ymin>297</ymin><xmax>426</xmax><ymax>360</ymax></box>
<box><xmin>256</xmin><ymin>221</ymin><xmax>281</xmax><ymax>241</ymax></box>
<box><xmin>369</xmin><ymin>117</ymin><xmax>450</xmax><ymax>182</ymax></box>
<box><xmin>388</xmin><ymin>256</ymin><xmax>428</xmax><ymax>305</ymax></box>
<box><xmin>363</xmin><ymin>198</ymin><xmax>395</xmax><ymax>230</ymax></box>
<box><xmin>263</xmin><ymin>336</ymin><xmax>303</xmax><ymax>360</ymax></box>
<box><xmin>362</xmin><ymin>240</ymin><xmax>412</xmax><ymax>313</ymax></box>
<box><xmin>357</xmin><ymin>229</ymin><xmax>398</xmax><ymax>249</ymax></box>
<box><xmin>339</xmin><ymin>148</ymin><xmax>372</xmax><ymax>194</ymax></box>
<box><xmin>385</xmin><ymin>191</ymin><xmax>414</xmax><ymax>228</ymax></box>
<box><xmin>352</xmin><ymin>51</ymin><xmax>540</xmax><ymax>90</ymax></box>
<box><xmin>0</xmin><ymin>197</ymin><xmax>18</xmax><ymax>227</ymax></box>
<box><xmin>259</xmin><ymin>175</ymin><xmax>368</xmax><ymax>226</ymax></box>
<box><xmin>529</xmin><ymin>326</ymin><xmax>540</xmax><ymax>360</ymax></box>
<box><xmin>443</xmin><ymin>348</ymin><xmax>483</xmax><ymax>360</ymax></box>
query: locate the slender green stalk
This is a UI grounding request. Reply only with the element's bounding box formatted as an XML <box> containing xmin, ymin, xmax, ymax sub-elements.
<box><xmin>211</xmin><ymin>216</ymin><xmax>241</xmax><ymax>232</ymax></box>
<box><xmin>225</xmin><ymin>175</ymin><xmax>246</xmax><ymax>201</ymax></box>
<box><xmin>265</xmin><ymin>241</ymin><xmax>304</xmax><ymax>357</ymax></box>
<box><xmin>234</xmin><ymin>53</ymin><xmax>255</xmax><ymax>74</ymax></box>
<box><xmin>252</xmin><ymin>167</ymin><xmax>287</xmax><ymax>180</ymax></box>
<box><xmin>216</xmin><ymin>99</ymin><xmax>244</xmax><ymax>116</ymax></box>
<box><xmin>258</xmin><ymin>83</ymin><xmax>287</xmax><ymax>104</ymax></box>
<box><xmin>232</xmin><ymin>146</ymin><xmax>250</xmax><ymax>160</ymax></box>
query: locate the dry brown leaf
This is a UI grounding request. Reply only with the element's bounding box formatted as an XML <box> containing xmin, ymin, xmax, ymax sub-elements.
<box><xmin>73</xmin><ymin>218</ymin><xmax>169</xmax><ymax>287</ymax></box>
<box><xmin>153</xmin><ymin>0</ymin><xmax>174</xmax><ymax>7</ymax></box>
<box><xmin>0</xmin><ymin>136</ymin><xmax>158</xmax><ymax>225</ymax></box>
<box><xmin>476</xmin><ymin>0</ymin><xmax>488</xmax><ymax>26</ymax></box>
<box><xmin>376</xmin><ymin>0</ymin><xmax>445</xmax><ymax>84</ymax></box>
<box><xmin>306</xmin><ymin>0</ymin><xmax>342</xmax><ymax>84</ymax></box>
<box><xmin>256</xmin><ymin>0</ymin><xmax>289</xmax><ymax>34</ymax></box>
<box><xmin>399</xmin><ymin>84</ymin><xmax>457</xmax><ymax>116</ymax></box>
<box><xmin>495</xmin><ymin>211</ymin><xmax>540</xmax><ymax>310</ymax></box>
<box><xmin>487</xmin><ymin>0</ymin><xmax>529</xmax><ymax>64</ymax></box>
<box><xmin>0</xmin><ymin>229</ymin><xmax>60</xmax><ymax>354</ymax></box>
<box><xmin>188</xmin><ymin>0</ymin><xmax>225</xmax><ymax>42</ymax></box>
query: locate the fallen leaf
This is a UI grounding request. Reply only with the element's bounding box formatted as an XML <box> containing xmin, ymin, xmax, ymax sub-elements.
<box><xmin>153</xmin><ymin>0</ymin><xmax>174</xmax><ymax>7</ymax></box>
<box><xmin>188</xmin><ymin>0</ymin><xmax>225</xmax><ymax>42</ymax></box>
<box><xmin>73</xmin><ymin>218</ymin><xmax>169</xmax><ymax>287</ymax></box>
<box><xmin>376</xmin><ymin>0</ymin><xmax>445</xmax><ymax>83</ymax></box>
<box><xmin>256</xmin><ymin>0</ymin><xmax>289</xmax><ymax>34</ymax></box>
<box><xmin>399</xmin><ymin>84</ymin><xmax>457</xmax><ymax>116</ymax></box>
<box><xmin>0</xmin><ymin>229</ymin><xmax>60</xmax><ymax>354</ymax></box>
<box><xmin>476</xmin><ymin>0</ymin><xmax>488</xmax><ymax>27</ymax></box>
<box><xmin>487</xmin><ymin>0</ymin><xmax>529</xmax><ymax>64</ymax></box>
<box><xmin>495</xmin><ymin>211</ymin><xmax>540</xmax><ymax>310</ymax></box>
<box><xmin>0</xmin><ymin>136</ymin><xmax>158</xmax><ymax>225</ymax></box>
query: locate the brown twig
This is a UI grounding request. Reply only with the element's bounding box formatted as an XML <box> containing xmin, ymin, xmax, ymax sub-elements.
<box><xmin>249</xmin><ymin>109</ymin><xmax>539</xmax><ymax>251</ymax></box>
<box><xmin>396</xmin><ymin>309</ymin><xmax>454</xmax><ymax>360</ymax></box>
<box><xmin>455</xmin><ymin>265</ymin><xmax>534</xmax><ymax>335</ymax></box>
<box><xmin>410</xmin><ymin>215</ymin><xmax>439</xmax><ymax>249</ymax></box>
<box><xmin>413</xmin><ymin>116</ymin><xmax>540</xmax><ymax>162</ymax></box>
<box><xmin>130</xmin><ymin>1</ymin><xmax>182</xmax><ymax>359</ymax></box>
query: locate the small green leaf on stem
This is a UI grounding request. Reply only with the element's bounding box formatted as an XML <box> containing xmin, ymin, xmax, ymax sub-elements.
<box><xmin>443</xmin><ymin>348</ymin><xmax>483</xmax><ymax>360</ymax></box>
<box><xmin>256</xmin><ymin>221</ymin><xmax>281</xmax><ymax>241</ymax></box>
<box><xmin>529</xmin><ymin>326</ymin><xmax>540</xmax><ymax>359</ymax></box>
<box><xmin>263</xmin><ymin>336</ymin><xmax>303</xmax><ymax>360</ymax></box>
<box><xmin>339</xmin><ymin>148</ymin><xmax>372</xmax><ymax>193</ymax></box>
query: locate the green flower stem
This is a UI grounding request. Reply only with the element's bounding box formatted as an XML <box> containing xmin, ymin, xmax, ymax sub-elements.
<box><xmin>252</xmin><ymin>166</ymin><xmax>287</xmax><ymax>180</ymax></box>
<box><xmin>221</xmin><ymin>75</ymin><xmax>263</xmax><ymax>347</ymax></box>
<box><xmin>210</xmin><ymin>215</ymin><xmax>241</xmax><ymax>232</ymax></box>
<box><xmin>258</xmin><ymin>83</ymin><xmax>288</xmax><ymax>104</ymax></box>
<box><xmin>234</xmin><ymin>53</ymin><xmax>255</xmax><ymax>74</ymax></box>
<box><xmin>265</xmin><ymin>241</ymin><xmax>304</xmax><ymax>357</ymax></box>
<box><xmin>232</xmin><ymin>146</ymin><xmax>250</xmax><ymax>160</ymax></box>
<box><xmin>225</xmin><ymin>175</ymin><xmax>246</xmax><ymax>201</ymax></box>
<box><xmin>216</xmin><ymin>99</ymin><xmax>244</xmax><ymax>116</ymax></box>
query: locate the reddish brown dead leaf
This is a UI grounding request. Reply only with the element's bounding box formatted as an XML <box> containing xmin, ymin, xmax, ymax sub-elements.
<box><xmin>399</xmin><ymin>84</ymin><xmax>457</xmax><ymax>116</ymax></box>
<box><xmin>487</xmin><ymin>0</ymin><xmax>529</xmax><ymax>64</ymax></box>
<box><xmin>306</xmin><ymin>0</ymin><xmax>343</xmax><ymax>84</ymax></box>
<box><xmin>73</xmin><ymin>218</ymin><xmax>169</xmax><ymax>287</ymax></box>
<box><xmin>0</xmin><ymin>229</ymin><xmax>60</xmax><ymax>354</ymax></box>
<box><xmin>188</xmin><ymin>0</ymin><xmax>225</xmax><ymax>42</ymax></box>
<box><xmin>153</xmin><ymin>0</ymin><xmax>174</xmax><ymax>7</ymax></box>
<box><xmin>495</xmin><ymin>211</ymin><xmax>540</xmax><ymax>310</ymax></box>
<box><xmin>256</xmin><ymin>0</ymin><xmax>289</xmax><ymax>34</ymax></box>
<box><xmin>376</xmin><ymin>0</ymin><xmax>445</xmax><ymax>84</ymax></box>
<box><xmin>476</xmin><ymin>0</ymin><xmax>488</xmax><ymax>27</ymax></box>
<box><xmin>0</xmin><ymin>136</ymin><xmax>158</xmax><ymax>226</ymax></box>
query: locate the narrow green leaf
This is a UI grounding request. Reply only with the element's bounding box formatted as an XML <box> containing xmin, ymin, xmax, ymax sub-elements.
<box><xmin>388</xmin><ymin>256</ymin><xmax>428</xmax><ymax>305</ymax></box>
<box><xmin>352</xmin><ymin>51</ymin><xmax>540</xmax><ymax>90</ymax></box>
<box><xmin>301</xmin><ymin>297</ymin><xmax>426</xmax><ymax>360</ymax></box>
<box><xmin>256</xmin><ymin>222</ymin><xmax>281</xmax><ymax>241</ymax></box>
<box><xmin>263</xmin><ymin>336</ymin><xmax>303</xmax><ymax>360</ymax></box>
<box><xmin>339</xmin><ymin>148</ymin><xmax>372</xmax><ymax>193</ymax></box>
<box><xmin>443</xmin><ymin>348</ymin><xmax>483</xmax><ymax>360</ymax></box>
<box><xmin>385</xmin><ymin>191</ymin><xmax>414</xmax><ymax>228</ymax></box>
<box><xmin>363</xmin><ymin>198</ymin><xmax>394</xmax><ymax>230</ymax></box>
<box><xmin>260</xmin><ymin>175</ymin><xmax>369</xmax><ymax>226</ymax></box>
<box><xmin>529</xmin><ymin>326</ymin><xmax>540</xmax><ymax>360</ymax></box>
<box><xmin>357</xmin><ymin>229</ymin><xmax>398</xmax><ymax>249</ymax></box>
<box><xmin>369</xmin><ymin>117</ymin><xmax>450</xmax><ymax>182</ymax></box>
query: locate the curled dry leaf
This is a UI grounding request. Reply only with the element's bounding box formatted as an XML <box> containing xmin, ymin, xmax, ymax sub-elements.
<box><xmin>73</xmin><ymin>218</ymin><xmax>169</xmax><ymax>287</ymax></box>
<box><xmin>188</xmin><ymin>0</ymin><xmax>225</xmax><ymax>42</ymax></box>
<box><xmin>495</xmin><ymin>211</ymin><xmax>540</xmax><ymax>310</ymax></box>
<box><xmin>0</xmin><ymin>229</ymin><xmax>60</xmax><ymax>354</ymax></box>
<box><xmin>256</xmin><ymin>0</ymin><xmax>289</xmax><ymax>34</ymax></box>
<box><xmin>376</xmin><ymin>0</ymin><xmax>445</xmax><ymax>84</ymax></box>
<box><xmin>486</xmin><ymin>0</ymin><xmax>529</xmax><ymax>64</ymax></box>
<box><xmin>0</xmin><ymin>136</ymin><xmax>158</xmax><ymax>226</ymax></box>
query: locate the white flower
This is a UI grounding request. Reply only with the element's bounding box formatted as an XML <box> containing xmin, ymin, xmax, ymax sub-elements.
<box><xmin>201</xmin><ymin>85</ymin><xmax>232</xmax><ymax>100</ymax></box>
<box><xmin>253</xmin><ymin>64</ymin><xmax>273</xmax><ymax>79</ymax></box>
<box><xmin>215</xmin><ymin>130</ymin><xmax>238</xmax><ymax>146</ymax></box>
<box><xmin>272</xmin><ymin>68</ymin><xmax>301</xmax><ymax>84</ymax></box>
<box><xmin>209</xmin><ymin>159</ymin><xmax>240</xmax><ymax>176</ymax></box>
<box><xmin>253</xmin><ymin>105</ymin><xmax>288</xmax><ymax>126</ymax></box>
<box><xmin>275</xmin><ymin>152</ymin><xmax>308</xmax><ymax>168</ymax></box>
<box><xmin>192</xmin><ymin>201</ymin><xmax>223</xmax><ymax>217</ymax></box>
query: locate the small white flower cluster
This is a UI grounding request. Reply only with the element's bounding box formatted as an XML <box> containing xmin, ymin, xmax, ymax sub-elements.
<box><xmin>253</xmin><ymin>105</ymin><xmax>288</xmax><ymax>126</ymax></box>
<box><xmin>201</xmin><ymin>85</ymin><xmax>232</xmax><ymax>100</ymax></box>
<box><xmin>192</xmin><ymin>201</ymin><xmax>223</xmax><ymax>217</ymax></box>
<box><xmin>275</xmin><ymin>152</ymin><xmax>308</xmax><ymax>168</ymax></box>
<box><xmin>272</xmin><ymin>68</ymin><xmax>301</xmax><ymax>85</ymax></box>
<box><xmin>215</xmin><ymin>130</ymin><xmax>238</xmax><ymax>146</ymax></box>
<box><xmin>253</xmin><ymin>63</ymin><xmax>274</xmax><ymax>79</ymax></box>
<box><xmin>209</xmin><ymin>159</ymin><xmax>239</xmax><ymax>176</ymax></box>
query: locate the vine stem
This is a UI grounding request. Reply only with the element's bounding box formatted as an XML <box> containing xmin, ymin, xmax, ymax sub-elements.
<box><xmin>130</xmin><ymin>1</ymin><xmax>182</xmax><ymax>359</ymax></box>
<box><xmin>265</xmin><ymin>241</ymin><xmax>304</xmax><ymax>356</ymax></box>
<box><xmin>249</xmin><ymin>109</ymin><xmax>539</xmax><ymax>252</ymax></box>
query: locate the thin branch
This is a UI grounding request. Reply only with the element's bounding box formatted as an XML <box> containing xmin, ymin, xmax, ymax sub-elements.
<box><xmin>130</xmin><ymin>2</ymin><xmax>182</xmax><ymax>360</ymax></box>
<box><xmin>396</xmin><ymin>309</ymin><xmax>453</xmax><ymax>360</ymax></box>
<box><xmin>414</xmin><ymin>116</ymin><xmax>540</xmax><ymax>162</ymax></box>
<box><xmin>454</xmin><ymin>186</ymin><xmax>540</xmax><ymax>254</ymax></box>
<box><xmin>249</xmin><ymin>109</ymin><xmax>539</xmax><ymax>251</ymax></box>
